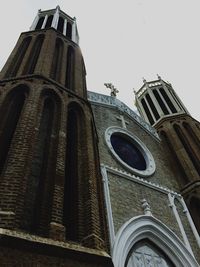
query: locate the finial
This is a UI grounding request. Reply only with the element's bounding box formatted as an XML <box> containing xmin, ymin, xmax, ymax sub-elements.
<box><xmin>56</xmin><ymin>5</ymin><xmax>60</xmax><ymax>10</ymax></box>
<box><xmin>133</xmin><ymin>88</ymin><xmax>137</xmax><ymax>94</ymax></box>
<box><xmin>157</xmin><ymin>74</ymin><xmax>161</xmax><ymax>80</ymax></box>
<box><xmin>104</xmin><ymin>83</ymin><xmax>119</xmax><ymax>97</ymax></box>
<box><xmin>141</xmin><ymin>199</ymin><xmax>152</xmax><ymax>216</ymax></box>
<box><xmin>142</xmin><ymin>77</ymin><xmax>147</xmax><ymax>84</ymax></box>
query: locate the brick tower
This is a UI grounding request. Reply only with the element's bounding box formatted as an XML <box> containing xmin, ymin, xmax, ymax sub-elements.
<box><xmin>0</xmin><ymin>6</ymin><xmax>113</xmax><ymax>266</ymax></box>
<box><xmin>135</xmin><ymin>75</ymin><xmax>200</xmax><ymax>235</ymax></box>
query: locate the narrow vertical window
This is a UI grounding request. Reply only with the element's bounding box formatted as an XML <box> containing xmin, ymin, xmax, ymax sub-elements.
<box><xmin>65</xmin><ymin>46</ymin><xmax>75</xmax><ymax>90</ymax></box>
<box><xmin>50</xmin><ymin>38</ymin><xmax>63</xmax><ymax>82</ymax></box>
<box><xmin>35</xmin><ymin>17</ymin><xmax>45</xmax><ymax>30</ymax></box>
<box><xmin>45</xmin><ymin>15</ymin><xmax>53</xmax><ymax>28</ymax></box>
<box><xmin>160</xmin><ymin>130</ymin><xmax>189</xmax><ymax>185</ymax></box>
<box><xmin>174</xmin><ymin>124</ymin><xmax>200</xmax><ymax>175</ymax></box>
<box><xmin>146</xmin><ymin>93</ymin><xmax>160</xmax><ymax>120</ymax></box>
<box><xmin>5</xmin><ymin>37</ymin><xmax>32</xmax><ymax>78</ymax></box>
<box><xmin>0</xmin><ymin>89</ymin><xmax>26</xmax><ymax>175</ymax></box>
<box><xmin>66</xmin><ymin>22</ymin><xmax>72</xmax><ymax>39</ymax></box>
<box><xmin>57</xmin><ymin>16</ymin><xmax>64</xmax><ymax>34</ymax></box>
<box><xmin>189</xmin><ymin>197</ymin><xmax>200</xmax><ymax>234</ymax></box>
<box><xmin>141</xmin><ymin>98</ymin><xmax>154</xmax><ymax>125</ymax></box>
<box><xmin>23</xmin><ymin>96</ymin><xmax>60</xmax><ymax>234</ymax></box>
<box><xmin>159</xmin><ymin>88</ymin><xmax>177</xmax><ymax>113</ymax></box>
<box><xmin>23</xmin><ymin>35</ymin><xmax>44</xmax><ymax>75</ymax></box>
<box><xmin>63</xmin><ymin>104</ymin><xmax>87</xmax><ymax>242</ymax></box>
<box><xmin>153</xmin><ymin>89</ymin><xmax>169</xmax><ymax>115</ymax></box>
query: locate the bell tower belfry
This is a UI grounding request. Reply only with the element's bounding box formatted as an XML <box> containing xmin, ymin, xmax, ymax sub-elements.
<box><xmin>0</xmin><ymin>6</ymin><xmax>113</xmax><ymax>266</ymax></box>
<box><xmin>135</xmin><ymin>76</ymin><xmax>200</xmax><ymax>235</ymax></box>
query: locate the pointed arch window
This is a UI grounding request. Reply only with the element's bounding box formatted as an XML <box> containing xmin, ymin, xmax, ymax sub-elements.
<box><xmin>5</xmin><ymin>36</ymin><xmax>32</xmax><ymax>78</ymax></box>
<box><xmin>159</xmin><ymin>130</ymin><xmax>189</xmax><ymax>185</ymax></box>
<box><xmin>23</xmin><ymin>34</ymin><xmax>44</xmax><ymax>75</ymax></box>
<box><xmin>0</xmin><ymin>87</ymin><xmax>27</xmax><ymax>175</ymax></box>
<box><xmin>65</xmin><ymin>46</ymin><xmax>75</xmax><ymax>91</ymax></box>
<box><xmin>23</xmin><ymin>94</ymin><xmax>60</xmax><ymax>234</ymax></box>
<box><xmin>126</xmin><ymin>240</ymin><xmax>175</xmax><ymax>267</ymax></box>
<box><xmin>173</xmin><ymin>124</ymin><xmax>200</xmax><ymax>175</ymax></box>
<box><xmin>50</xmin><ymin>38</ymin><xmax>64</xmax><ymax>82</ymax></box>
<box><xmin>63</xmin><ymin>104</ymin><xmax>87</xmax><ymax>242</ymax></box>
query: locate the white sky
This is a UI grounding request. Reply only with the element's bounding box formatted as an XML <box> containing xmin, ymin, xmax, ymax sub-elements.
<box><xmin>0</xmin><ymin>0</ymin><xmax>200</xmax><ymax>120</ymax></box>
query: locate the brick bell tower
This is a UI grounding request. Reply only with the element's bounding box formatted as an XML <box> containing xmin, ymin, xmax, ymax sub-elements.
<box><xmin>0</xmin><ymin>6</ymin><xmax>113</xmax><ymax>266</ymax></box>
<box><xmin>135</xmin><ymin>75</ymin><xmax>200</xmax><ymax>235</ymax></box>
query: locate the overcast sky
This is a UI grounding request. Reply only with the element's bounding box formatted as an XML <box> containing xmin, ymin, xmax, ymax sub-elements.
<box><xmin>0</xmin><ymin>0</ymin><xmax>200</xmax><ymax>120</ymax></box>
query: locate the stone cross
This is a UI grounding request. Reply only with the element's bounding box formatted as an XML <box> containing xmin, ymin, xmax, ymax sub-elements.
<box><xmin>104</xmin><ymin>83</ymin><xmax>119</xmax><ymax>97</ymax></box>
<box><xmin>116</xmin><ymin>115</ymin><xmax>129</xmax><ymax>129</ymax></box>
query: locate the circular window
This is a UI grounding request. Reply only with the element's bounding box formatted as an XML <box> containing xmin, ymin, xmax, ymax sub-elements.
<box><xmin>105</xmin><ymin>127</ymin><xmax>155</xmax><ymax>177</ymax></box>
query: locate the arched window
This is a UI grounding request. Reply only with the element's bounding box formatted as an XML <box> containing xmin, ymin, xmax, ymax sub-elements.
<box><xmin>50</xmin><ymin>38</ymin><xmax>64</xmax><ymax>83</ymax></box>
<box><xmin>0</xmin><ymin>87</ymin><xmax>27</xmax><ymax>175</ymax></box>
<box><xmin>45</xmin><ymin>15</ymin><xmax>53</xmax><ymax>28</ymax></box>
<box><xmin>141</xmin><ymin>98</ymin><xmax>154</xmax><ymax>125</ymax></box>
<box><xmin>126</xmin><ymin>240</ymin><xmax>175</xmax><ymax>267</ymax></box>
<box><xmin>35</xmin><ymin>17</ymin><xmax>45</xmax><ymax>30</ymax></box>
<box><xmin>159</xmin><ymin>88</ymin><xmax>177</xmax><ymax>114</ymax></box>
<box><xmin>65</xmin><ymin>46</ymin><xmax>75</xmax><ymax>91</ymax></box>
<box><xmin>159</xmin><ymin>130</ymin><xmax>189</xmax><ymax>185</ymax></box>
<box><xmin>23</xmin><ymin>34</ymin><xmax>44</xmax><ymax>75</ymax></box>
<box><xmin>66</xmin><ymin>22</ymin><xmax>72</xmax><ymax>39</ymax></box>
<box><xmin>23</xmin><ymin>94</ymin><xmax>60</xmax><ymax>235</ymax></box>
<box><xmin>183</xmin><ymin>122</ymin><xmax>200</xmax><ymax>149</ymax></box>
<box><xmin>57</xmin><ymin>16</ymin><xmax>64</xmax><ymax>34</ymax></box>
<box><xmin>5</xmin><ymin>36</ymin><xmax>32</xmax><ymax>78</ymax></box>
<box><xmin>174</xmin><ymin>124</ymin><xmax>200</xmax><ymax>175</ymax></box>
<box><xmin>146</xmin><ymin>93</ymin><xmax>160</xmax><ymax>120</ymax></box>
<box><xmin>153</xmin><ymin>89</ymin><xmax>169</xmax><ymax>115</ymax></box>
<box><xmin>189</xmin><ymin>197</ymin><xmax>200</xmax><ymax>235</ymax></box>
<box><xmin>63</xmin><ymin>103</ymin><xmax>87</xmax><ymax>242</ymax></box>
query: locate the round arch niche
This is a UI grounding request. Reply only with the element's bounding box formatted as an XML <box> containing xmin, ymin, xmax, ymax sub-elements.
<box><xmin>105</xmin><ymin>127</ymin><xmax>155</xmax><ymax>177</ymax></box>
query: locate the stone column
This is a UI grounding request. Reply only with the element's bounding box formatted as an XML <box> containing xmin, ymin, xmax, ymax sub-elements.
<box><xmin>52</xmin><ymin>6</ymin><xmax>60</xmax><ymax>30</ymax></box>
<box><xmin>41</xmin><ymin>14</ymin><xmax>48</xmax><ymax>29</ymax></box>
<box><xmin>63</xmin><ymin>19</ymin><xmax>67</xmax><ymax>36</ymax></box>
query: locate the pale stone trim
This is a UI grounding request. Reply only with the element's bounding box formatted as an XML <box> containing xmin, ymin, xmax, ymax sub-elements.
<box><xmin>102</xmin><ymin>164</ymin><xmax>180</xmax><ymax>196</ymax></box>
<box><xmin>41</xmin><ymin>14</ymin><xmax>48</xmax><ymax>29</ymax></box>
<box><xmin>112</xmin><ymin>216</ymin><xmax>199</xmax><ymax>267</ymax></box>
<box><xmin>101</xmin><ymin>164</ymin><xmax>115</xmax><ymax>246</ymax></box>
<box><xmin>179</xmin><ymin>197</ymin><xmax>200</xmax><ymax>248</ymax></box>
<box><xmin>87</xmin><ymin>91</ymin><xmax>160</xmax><ymax>140</ymax></box>
<box><xmin>168</xmin><ymin>193</ymin><xmax>193</xmax><ymax>255</ymax></box>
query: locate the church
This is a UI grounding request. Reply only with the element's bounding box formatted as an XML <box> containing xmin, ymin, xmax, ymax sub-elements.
<box><xmin>0</xmin><ymin>6</ymin><xmax>199</xmax><ymax>267</ymax></box>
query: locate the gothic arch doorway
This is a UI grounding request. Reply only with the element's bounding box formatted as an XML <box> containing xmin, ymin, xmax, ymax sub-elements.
<box><xmin>112</xmin><ymin>216</ymin><xmax>198</xmax><ymax>267</ymax></box>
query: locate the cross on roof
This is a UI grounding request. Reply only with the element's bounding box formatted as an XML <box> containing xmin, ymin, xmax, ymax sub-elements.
<box><xmin>104</xmin><ymin>83</ymin><xmax>119</xmax><ymax>97</ymax></box>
